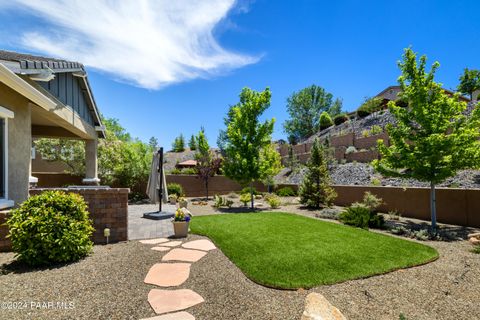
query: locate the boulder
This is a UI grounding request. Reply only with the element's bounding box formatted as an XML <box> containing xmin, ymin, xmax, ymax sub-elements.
<box><xmin>301</xmin><ymin>293</ymin><xmax>347</xmax><ymax>320</ymax></box>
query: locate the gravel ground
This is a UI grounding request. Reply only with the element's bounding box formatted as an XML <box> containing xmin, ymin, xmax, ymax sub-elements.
<box><xmin>1</xmin><ymin>209</ymin><xmax>479</xmax><ymax>320</ymax></box>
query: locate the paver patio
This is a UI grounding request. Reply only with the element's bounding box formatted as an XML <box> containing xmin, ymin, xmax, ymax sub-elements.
<box><xmin>129</xmin><ymin>204</ymin><xmax>176</xmax><ymax>240</ymax></box>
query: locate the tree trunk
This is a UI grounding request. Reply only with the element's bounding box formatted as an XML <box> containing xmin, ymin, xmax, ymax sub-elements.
<box><xmin>430</xmin><ymin>182</ymin><xmax>437</xmax><ymax>231</ymax></box>
<box><xmin>250</xmin><ymin>182</ymin><xmax>254</xmax><ymax>210</ymax></box>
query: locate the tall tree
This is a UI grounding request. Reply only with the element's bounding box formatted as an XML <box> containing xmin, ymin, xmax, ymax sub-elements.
<box><xmin>195</xmin><ymin>130</ymin><xmax>221</xmax><ymax>200</ymax></box>
<box><xmin>34</xmin><ymin>139</ymin><xmax>85</xmax><ymax>176</ymax></box>
<box><xmin>458</xmin><ymin>68</ymin><xmax>480</xmax><ymax>100</ymax></box>
<box><xmin>283</xmin><ymin>85</ymin><xmax>342</xmax><ymax>142</ymax></box>
<box><xmin>374</xmin><ymin>48</ymin><xmax>480</xmax><ymax>230</ymax></box>
<box><xmin>172</xmin><ymin>134</ymin><xmax>185</xmax><ymax>152</ymax></box>
<box><xmin>299</xmin><ymin>138</ymin><xmax>336</xmax><ymax>208</ymax></box>
<box><xmin>259</xmin><ymin>143</ymin><xmax>283</xmax><ymax>193</ymax></box>
<box><xmin>221</xmin><ymin>87</ymin><xmax>275</xmax><ymax>209</ymax></box>
<box><xmin>188</xmin><ymin>134</ymin><xmax>197</xmax><ymax>150</ymax></box>
<box><xmin>148</xmin><ymin>137</ymin><xmax>158</xmax><ymax>150</ymax></box>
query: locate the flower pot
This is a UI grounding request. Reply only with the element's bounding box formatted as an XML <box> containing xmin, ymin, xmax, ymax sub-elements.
<box><xmin>169</xmin><ymin>198</ymin><xmax>177</xmax><ymax>205</ymax></box>
<box><xmin>173</xmin><ymin>221</ymin><xmax>189</xmax><ymax>238</ymax></box>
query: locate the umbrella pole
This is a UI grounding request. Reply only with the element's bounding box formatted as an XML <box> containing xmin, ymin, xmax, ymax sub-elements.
<box><xmin>158</xmin><ymin>147</ymin><xmax>163</xmax><ymax>212</ymax></box>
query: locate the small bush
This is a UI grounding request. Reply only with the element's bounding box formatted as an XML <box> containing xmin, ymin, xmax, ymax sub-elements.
<box><xmin>276</xmin><ymin>186</ymin><xmax>297</xmax><ymax>197</ymax></box>
<box><xmin>167</xmin><ymin>183</ymin><xmax>184</xmax><ymax>197</ymax></box>
<box><xmin>213</xmin><ymin>195</ymin><xmax>233</xmax><ymax>208</ymax></box>
<box><xmin>240</xmin><ymin>187</ymin><xmax>259</xmax><ymax>195</ymax></box>
<box><xmin>370</xmin><ymin>178</ymin><xmax>381</xmax><ymax>186</ymax></box>
<box><xmin>333</xmin><ymin>113</ymin><xmax>349</xmax><ymax>126</ymax></box>
<box><xmin>170</xmin><ymin>168</ymin><xmax>182</xmax><ymax>175</ymax></box>
<box><xmin>472</xmin><ymin>245</ymin><xmax>480</xmax><ymax>254</ymax></box>
<box><xmin>345</xmin><ymin>146</ymin><xmax>357</xmax><ymax>154</ymax></box>
<box><xmin>362</xmin><ymin>191</ymin><xmax>383</xmax><ymax>211</ymax></box>
<box><xmin>339</xmin><ymin>203</ymin><xmax>384</xmax><ymax>229</ymax></box>
<box><xmin>388</xmin><ymin>210</ymin><xmax>401</xmax><ymax>220</ymax></box>
<box><xmin>182</xmin><ymin>168</ymin><xmax>197</xmax><ymax>175</ymax></box>
<box><xmin>370</xmin><ymin>125</ymin><xmax>382</xmax><ymax>135</ymax></box>
<box><xmin>319</xmin><ymin>111</ymin><xmax>334</xmax><ymax>130</ymax></box>
<box><xmin>240</xmin><ymin>193</ymin><xmax>251</xmax><ymax>206</ymax></box>
<box><xmin>361</xmin><ymin>129</ymin><xmax>370</xmax><ymax>138</ymax></box>
<box><xmin>265</xmin><ymin>194</ymin><xmax>281</xmax><ymax>209</ymax></box>
<box><xmin>7</xmin><ymin>191</ymin><xmax>94</xmax><ymax>266</ymax></box>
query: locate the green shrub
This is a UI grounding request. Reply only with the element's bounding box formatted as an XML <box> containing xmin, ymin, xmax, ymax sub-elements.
<box><xmin>6</xmin><ymin>191</ymin><xmax>94</xmax><ymax>266</ymax></box>
<box><xmin>213</xmin><ymin>195</ymin><xmax>233</xmax><ymax>208</ymax></box>
<box><xmin>357</xmin><ymin>97</ymin><xmax>383</xmax><ymax>118</ymax></box>
<box><xmin>276</xmin><ymin>186</ymin><xmax>297</xmax><ymax>197</ymax></box>
<box><xmin>333</xmin><ymin>113</ymin><xmax>349</xmax><ymax>126</ymax></box>
<box><xmin>265</xmin><ymin>194</ymin><xmax>281</xmax><ymax>209</ymax></box>
<box><xmin>240</xmin><ymin>193</ymin><xmax>251</xmax><ymax>206</ymax></box>
<box><xmin>182</xmin><ymin>168</ymin><xmax>197</xmax><ymax>175</ymax></box>
<box><xmin>345</xmin><ymin>146</ymin><xmax>357</xmax><ymax>154</ymax></box>
<box><xmin>169</xmin><ymin>168</ymin><xmax>182</xmax><ymax>175</ymax></box>
<box><xmin>370</xmin><ymin>178</ymin><xmax>381</xmax><ymax>186</ymax></box>
<box><xmin>339</xmin><ymin>203</ymin><xmax>385</xmax><ymax>229</ymax></box>
<box><xmin>167</xmin><ymin>183</ymin><xmax>184</xmax><ymax>197</ymax></box>
<box><xmin>240</xmin><ymin>187</ymin><xmax>259</xmax><ymax>195</ymax></box>
<box><xmin>319</xmin><ymin>111</ymin><xmax>334</xmax><ymax>130</ymax></box>
<box><xmin>370</xmin><ymin>125</ymin><xmax>383</xmax><ymax>135</ymax></box>
<box><xmin>362</xmin><ymin>191</ymin><xmax>383</xmax><ymax>211</ymax></box>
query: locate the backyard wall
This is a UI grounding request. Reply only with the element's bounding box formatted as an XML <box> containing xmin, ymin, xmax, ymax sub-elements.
<box><xmin>166</xmin><ymin>175</ymin><xmax>268</xmax><ymax>197</ymax></box>
<box><xmin>333</xmin><ymin>185</ymin><xmax>480</xmax><ymax>228</ymax></box>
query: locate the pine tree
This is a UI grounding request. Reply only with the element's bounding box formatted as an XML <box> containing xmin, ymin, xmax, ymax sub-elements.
<box><xmin>188</xmin><ymin>134</ymin><xmax>197</xmax><ymax>150</ymax></box>
<box><xmin>299</xmin><ymin>138</ymin><xmax>337</xmax><ymax>208</ymax></box>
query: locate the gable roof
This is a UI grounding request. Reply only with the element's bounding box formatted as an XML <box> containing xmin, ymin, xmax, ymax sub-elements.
<box><xmin>0</xmin><ymin>50</ymin><xmax>105</xmax><ymax>138</ymax></box>
<box><xmin>376</xmin><ymin>85</ymin><xmax>471</xmax><ymax>102</ymax></box>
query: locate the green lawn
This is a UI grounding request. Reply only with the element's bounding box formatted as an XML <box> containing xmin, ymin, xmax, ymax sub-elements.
<box><xmin>190</xmin><ymin>212</ymin><xmax>438</xmax><ymax>289</ymax></box>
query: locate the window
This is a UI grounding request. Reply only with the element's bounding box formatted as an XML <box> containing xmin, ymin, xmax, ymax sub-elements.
<box><xmin>0</xmin><ymin>106</ymin><xmax>14</xmax><ymax>208</ymax></box>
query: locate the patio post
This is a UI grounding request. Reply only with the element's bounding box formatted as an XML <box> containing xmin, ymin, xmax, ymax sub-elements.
<box><xmin>83</xmin><ymin>139</ymin><xmax>100</xmax><ymax>185</ymax></box>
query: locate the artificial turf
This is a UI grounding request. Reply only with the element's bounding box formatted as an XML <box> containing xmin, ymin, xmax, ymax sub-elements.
<box><xmin>190</xmin><ymin>212</ymin><xmax>438</xmax><ymax>289</ymax></box>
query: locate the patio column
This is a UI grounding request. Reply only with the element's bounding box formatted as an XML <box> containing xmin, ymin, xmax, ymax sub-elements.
<box><xmin>83</xmin><ymin>139</ymin><xmax>100</xmax><ymax>185</ymax></box>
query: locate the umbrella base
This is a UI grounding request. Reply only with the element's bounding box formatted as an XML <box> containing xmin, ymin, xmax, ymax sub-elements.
<box><xmin>143</xmin><ymin>211</ymin><xmax>174</xmax><ymax>220</ymax></box>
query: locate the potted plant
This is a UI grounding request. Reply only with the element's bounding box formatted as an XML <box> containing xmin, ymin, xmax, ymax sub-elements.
<box><xmin>173</xmin><ymin>207</ymin><xmax>191</xmax><ymax>238</ymax></box>
<box><xmin>169</xmin><ymin>194</ymin><xmax>178</xmax><ymax>205</ymax></box>
<box><xmin>178</xmin><ymin>197</ymin><xmax>188</xmax><ymax>208</ymax></box>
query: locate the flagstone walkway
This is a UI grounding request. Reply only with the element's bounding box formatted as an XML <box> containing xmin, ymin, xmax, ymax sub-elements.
<box><xmin>139</xmin><ymin>237</ymin><xmax>217</xmax><ymax>320</ymax></box>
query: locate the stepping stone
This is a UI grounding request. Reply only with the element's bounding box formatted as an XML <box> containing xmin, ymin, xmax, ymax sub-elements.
<box><xmin>140</xmin><ymin>311</ymin><xmax>195</xmax><ymax>320</ymax></box>
<box><xmin>151</xmin><ymin>246</ymin><xmax>171</xmax><ymax>252</ymax></box>
<box><xmin>140</xmin><ymin>238</ymin><xmax>169</xmax><ymax>245</ymax></box>
<box><xmin>182</xmin><ymin>239</ymin><xmax>216</xmax><ymax>251</ymax></box>
<box><xmin>162</xmin><ymin>248</ymin><xmax>207</xmax><ymax>263</ymax></box>
<box><xmin>148</xmin><ymin>289</ymin><xmax>204</xmax><ymax>314</ymax></box>
<box><xmin>144</xmin><ymin>263</ymin><xmax>190</xmax><ymax>287</ymax></box>
<box><xmin>162</xmin><ymin>241</ymin><xmax>183</xmax><ymax>247</ymax></box>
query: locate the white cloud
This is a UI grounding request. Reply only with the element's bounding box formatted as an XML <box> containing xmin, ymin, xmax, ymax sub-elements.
<box><xmin>5</xmin><ymin>0</ymin><xmax>259</xmax><ymax>89</ymax></box>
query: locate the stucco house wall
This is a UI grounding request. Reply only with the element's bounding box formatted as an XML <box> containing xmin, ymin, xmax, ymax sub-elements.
<box><xmin>0</xmin><ymin>82</ymin><xmax>31</xmax><ymax>205</ymax></box>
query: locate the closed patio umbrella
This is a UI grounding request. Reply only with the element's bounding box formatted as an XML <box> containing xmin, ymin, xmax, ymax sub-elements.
<box><xmin>146</xmin><ymin>149</ymin><xmax>168</xmax><ymax>205</ymax></box>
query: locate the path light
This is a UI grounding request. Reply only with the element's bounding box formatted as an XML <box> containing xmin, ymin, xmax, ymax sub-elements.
<box><xmin>104</xmin><ymin>225</ymin><xmax>111</xmax><ymax>244</ymax></box>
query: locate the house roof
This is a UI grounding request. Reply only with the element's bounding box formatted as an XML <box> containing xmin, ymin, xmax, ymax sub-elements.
<box><xmin>376</xmin><ymin>85</ymin><xmax>471</xmax><ymax>102</ymax></box>
<box><xmin>177</xmin><ymin>160</ymin><xmax>197</xmax><ymax>166</ymax></box>
<box><xmin>0</xmin><ymin>50</ymin><xmax>104</xmax><ymax>138</ymax></box>
<box><xmin>0</xmin><ymin>50</ymin><xmax>84</xmax><ymax>71</ymax></box>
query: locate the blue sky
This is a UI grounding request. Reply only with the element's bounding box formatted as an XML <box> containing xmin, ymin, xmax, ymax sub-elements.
<box><xmin>1</xmin><ymin>0</ymin><xmax>479</xmax><ymax>147</ymax></box>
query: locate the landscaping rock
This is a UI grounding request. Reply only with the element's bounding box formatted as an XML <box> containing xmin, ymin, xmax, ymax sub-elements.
<box><xmin>162</xmin><ymin>248</ymin><xmax>207</xmax><ymax>262</ymax></box>
<box><xmin>144</xmin><ymin>263</ymin><xmax>191</xmax><ymax>287</ymax></box>
<box><xmin>182</xmin><ymin>239</ymin><xmax>216</xmax><ymax>251</ymax></box>
<box><xmin>301</xmin><ymin>293</ymin><xmax>346</xmax><ymax>320</ymax></box>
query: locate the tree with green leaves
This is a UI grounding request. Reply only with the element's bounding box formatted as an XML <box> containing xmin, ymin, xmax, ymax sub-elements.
<box><xmin>221</xmin><ymin>87</ymin><xmax>275</xmax><ymax>209</ymax></box>
<box><xmin>283</xmin><ymin>85</ymin><xmax>342</xmax><ymax>142</ymax></box>
<box><xmin>172</xmin><ymin>134</ymin><xmax>185</xmax><ymax>152</ymax></box>
<box><xmin>188</xmin><ymin>134</ymin><xmax>197</xmax><ymax>150</ymax></box>
<box><xmin>286</xmin><ymin>144</ymin><xmax>299</xmax><ymax>171</ymax></box>
<box><xmin>373</xmin><ymin>48</ymin><xmax>480</xmax><ymax>230</ymax></box>
<box><xmin>299</xmin><ymin>138</ymin><xmax>336</xmax><ymax>208</ymax></box>
<box><xmin>458</xmin><ymin>68</ymin><xmax>480</xmax><ymax>100</ymax></box>
<box><xmin>34</xmin><ymin>139</ymin><xmax>85</xmax><ymax>176</ymax></box>
<box><xmin>148</xmin><ymin>137</ymin><xmax>158</xmax><ymax>150</ymax></box>
<box><xmin>259</xmin><ymin>143</ymin><xmax>283</xmax><ymax>193</ymax></box>
<box><xmin>195</xmin><ymin>130</ymin><xmax>221</xmax><ymax>200</ymax></box>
